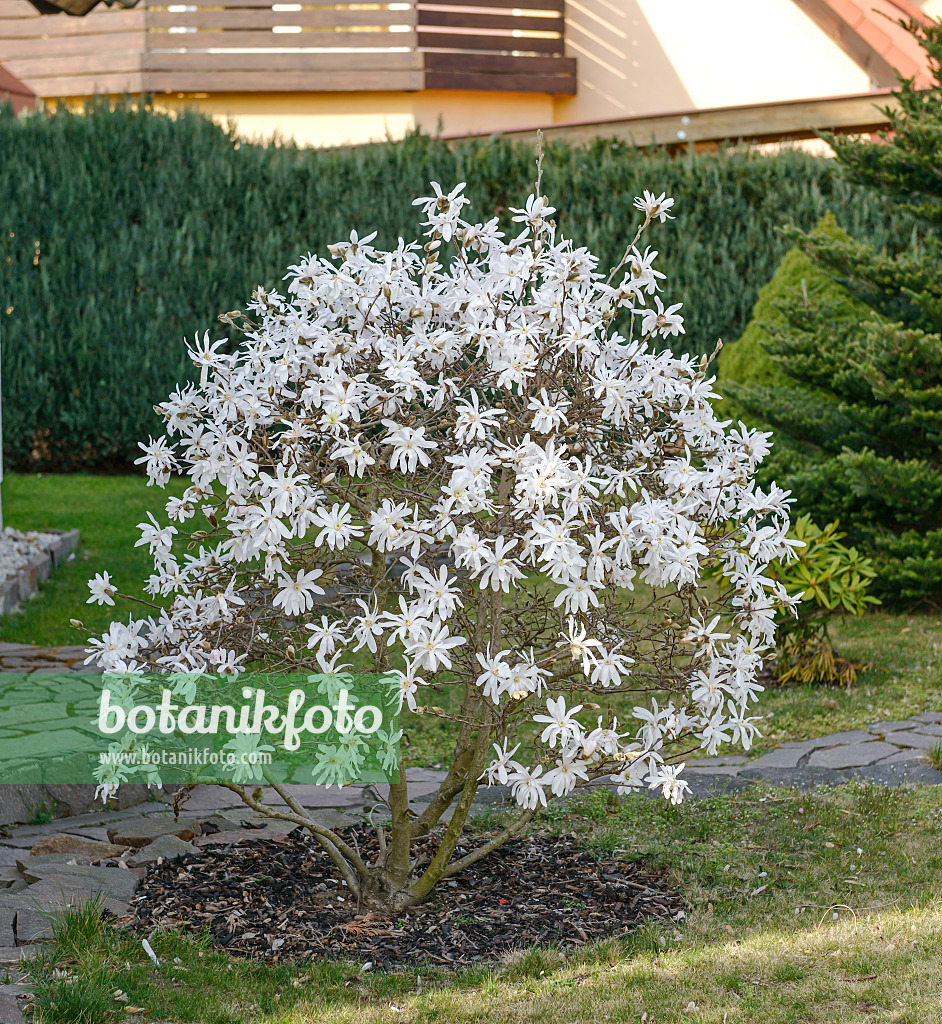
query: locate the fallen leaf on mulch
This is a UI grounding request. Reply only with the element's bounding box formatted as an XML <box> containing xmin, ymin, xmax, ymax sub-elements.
<box><xmin>129</xmin><ymin>825</ymin><xmax>682</xmax><ymax>969</ymax></box>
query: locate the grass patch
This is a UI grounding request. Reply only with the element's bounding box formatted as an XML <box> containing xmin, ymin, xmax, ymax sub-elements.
<box><xmin>1</xmin><ymin>473</ymin><xmax>189</xmax><ymax>645</ymax></box>
<box><xmin>22</xmin><ymin>782</ymin><xmax>942</xmax><ymax>1023</ymax></box>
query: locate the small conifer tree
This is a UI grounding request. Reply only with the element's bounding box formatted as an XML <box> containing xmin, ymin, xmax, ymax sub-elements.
<box><xmin>723</xmin><ymin>19</ymin><xmax>942</xmax><ymax>603</ymax></box>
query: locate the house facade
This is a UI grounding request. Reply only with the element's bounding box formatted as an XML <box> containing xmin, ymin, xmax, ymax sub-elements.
<box><xmin>0</xmin><ymin>0</ymin><xmax>937</xmax><ymax>147</ymax></box>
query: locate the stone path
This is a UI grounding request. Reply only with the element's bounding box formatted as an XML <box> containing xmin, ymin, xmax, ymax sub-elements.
<box><xmin>683</xmin><ymin>713</ymin><xmax>942</xmax><ymax>797</ymax></box>
<box><xmin>0</xmin><ymin>644</ymin><xmax>941</xmax><ymax>1022</ymax></box>
<box><xmin>0</xmin><ymin>644</ymin><xmax>91</xmax><ymax>674</ymax></box>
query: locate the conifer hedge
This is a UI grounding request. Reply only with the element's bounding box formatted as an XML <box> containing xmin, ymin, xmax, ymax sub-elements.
<box><xmin>0</xmin><ymin>99</ymin><xmax>913</xmax><ymax>471</ymax></box>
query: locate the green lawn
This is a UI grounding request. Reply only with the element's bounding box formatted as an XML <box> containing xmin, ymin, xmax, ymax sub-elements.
<box><xmin>1</xmin><ymin>473</ymin><xmax>188</xmax><ymax>646</ymax></box>
<box><xmin>23</xmin><ymin>782</ymin><xmax>942</xmax><ymax>1024</ymax></box>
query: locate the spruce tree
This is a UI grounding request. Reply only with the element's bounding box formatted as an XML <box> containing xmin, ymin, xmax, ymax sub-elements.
<box><xmin>723</xmin><ymin>18</ymin><xmax>942</xmax><ymax>604</ymax></box>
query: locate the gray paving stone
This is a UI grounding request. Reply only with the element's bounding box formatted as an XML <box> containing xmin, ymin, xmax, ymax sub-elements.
<box><xmin>0</xmin><ymin>878</ymin><xmax>128</xmax><ymax>920</ymax></box>
<box><xmin>0</xmin><ymin>947</ymin><xmax>40</xmax><ymax>966</ymax></box>
<box><xmin>684</xmin><ymin>766</ymin><xmax>743</xmax><ymax>776</ymax></box>
<box><xmin>880</xmin><ymin>732</ymin><xmax>941</xmax><ymax>750</ymax></box>
<box><xmin>126</xmin><ymin>835</ymin><xmax>197</xmax><ymax>867</ymax></box>
<box><xmin>738</xmin><ymin>766</ymin><xmax>848</xmax><ymax>790</ymax></box>
<box><xmin>875</xmin><ymin>750</ymin><xmax>925</xmax><ymax>764</ymax></box>
<box><xmin>675</xmin><ymin>774</ymin><xmax>755</xmax><ymax>799</ymax></box>
<box><xmin>14</xmin><ymin>855</ymin><xmax>94</xmax><ymax>873</ymax></box>
<box><xmin>741</xmin><ymin>747</ymin><xmax>807</xmax><ymax>770</ymax></box>
<box><xmin>866</xmin><ymin>720</ymin><xmax>921</xmax><ymax>734</ymax></box>
<box><xmin>0</xmin><ymin>990</ymin><xmax>24</xmax><ymax>1024</ymax></box>
<box><xmin>17</xmin><ymin>866</ymin><xmax>139</xmax><ymax>901</ymax></box>
<box><xmin>264</xmin><ymin>784</ymin><xmax>372</xmax><ymax>809</ymax></box>
<box><xmin>898</xmin><ymin>722</ymin><xmax>942</xmax><ymax>738</ymax></box>
<box><xmin>11</xmin><ymin>909</ymin><xmax>53</xmax><ymax>944</ymax></box>
<box><xmin>806</xmin><ymin>729</ymin><xmax>875</xmax><ymax>747</ymax></box>
<box><xmin>0</xmin><ymin>853</ymin><xmax>18</xmax><ymax>870</ymax></box>
<box><xmin>0</xmin><ymin>910</ymin><xmax>13</xmax><ymax>948</ymax></box>
<box><xmin>194</xmin><ymin>828</ymin><xmax>295</xmax><ymax>848</ymax></box>
<box><xmin>912</xmin><ymin>712</ymin><xmax>942</xmax><ymax>725</ymax></box>
<box><xmin>807</xmin><ymin>741</ymin><xmax>899</xmax><ymax>769</ymax></box>
<box><xmin>106</xmin><ymin>817</ymin><xmax>201</xmax><ymax>849</ymax></box>
<box><xmin>164</xmin><ymin>786</ymin><xmax>245</xmax><ymax>813</ymax></box>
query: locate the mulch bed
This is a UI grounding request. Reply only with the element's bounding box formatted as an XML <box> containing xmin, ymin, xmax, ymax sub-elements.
<box><xmin>129</xmin><ymin>825</ymin><xmax>683</xmax><ymax>969</ymax></box>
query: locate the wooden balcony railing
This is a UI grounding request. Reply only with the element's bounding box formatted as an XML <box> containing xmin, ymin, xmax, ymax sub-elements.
<box><xmin>0</xmin><ymin>0</ymin><xmax>575</xmax><ymax>99</ymax></box>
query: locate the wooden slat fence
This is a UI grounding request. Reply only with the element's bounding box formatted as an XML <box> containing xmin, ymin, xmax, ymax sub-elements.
<box><xmin>0</xmin><ymin>0</ymin><xmax>575</xmax><ymax>98</ymax></box>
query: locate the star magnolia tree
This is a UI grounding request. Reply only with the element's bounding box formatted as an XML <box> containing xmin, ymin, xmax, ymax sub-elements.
<box><xmin>87</xmin><ymin>175</ymin><xmax>798</xmax><ymax>911</ymax></box>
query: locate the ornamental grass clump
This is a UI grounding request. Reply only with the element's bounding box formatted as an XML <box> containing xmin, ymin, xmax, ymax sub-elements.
<box><xmin>87</xmin><ymin>162</ymin><xmax>798</xmax><ymax>912</ymax></box>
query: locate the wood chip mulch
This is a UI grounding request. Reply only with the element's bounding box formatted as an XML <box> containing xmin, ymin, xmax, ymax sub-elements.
<box><xmin>129</xmin><ymin>825</ymin><xmax>683</xmax><ymax>969</ymax></box>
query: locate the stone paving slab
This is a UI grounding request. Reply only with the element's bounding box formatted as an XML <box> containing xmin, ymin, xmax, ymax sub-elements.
<box><xmin>868</xmin><ymin>720</ymin><xmax>928</xmax><ymax>733</ymax></box>
<box><xmin>740</xmin><ymin>747</ymin><xmax>807</xmax><ymax>770</ymax></box>
<box><xmin>806</xmin><ymin>740</ymin><xmax>900</xmax><ymax>769</ymax></box>
<box><xmin>0</xmin><ymin>990</ymin><xmax>24</xmax><ymax>1024</ymax></box>
<box><xmin>878</xmin><ymin>731</ymin><xmax>942</xmax><ymax>750</ymax></box>
<box><xmin>846</xmin><ymin>763</ymin><xmax>942</xmax><ymax>787</ymax></box>
<box><xmin>127</xmin><ymin>836</ymin><xmax>198</xmax><ymax>866</ymax></box>
<box><xmin>875</xmin><ymin>749</ymin><xmax>924</xmax><ymax>764</ymax></box>
<box><xmin>106</xmin><ymin>817</ymin><xmax>202</xmax><ymax>849</ymax></box>
<box><xmin>686</xmin><ymin>755</ymin><xmax>748</xmax><ymax>767</ymax></box>
<box><xmin>0</xmin><ymin>910</ymin><xmax>14</xmax><ymax>948</ymax></box>
<box><xmin>18</xmin><ymin>865</ymin><xmax>140</xmax><ymax>902</ymax></box>
<box><xmin>0</xmin><ymin>947</ymin><xmax>41</xmax><ymax>967</ymax></box>
<box><xmin>28</xmin><ymin>836</ymin><xmax>130</xmax><ymax>860</ymax></box>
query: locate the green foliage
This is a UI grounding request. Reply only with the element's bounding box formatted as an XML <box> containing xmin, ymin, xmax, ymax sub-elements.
<box><xmin>767</xmin><ymin>516</ymin><xmax>879</xmax><ymax>686</ymax></box>
<box><xmin>716</xmin><ymin>212</ymin><xmax>870</xmax><ymax>415</ymax></box>
<box><xmin>721</xmin><ymin>20</ymin><xmax>942</xmax><ymax>604</ymax></box>
<box><xmin>0</xmin><ymin>97</ymin><xmax>913</xmax><ymax>471</ymax></box>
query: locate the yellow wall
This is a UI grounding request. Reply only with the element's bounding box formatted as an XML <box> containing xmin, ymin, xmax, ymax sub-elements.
<box><xmin>151</xmin><ymin>90</ymin><xmax>553</xmax><ymax>149</ymax></box>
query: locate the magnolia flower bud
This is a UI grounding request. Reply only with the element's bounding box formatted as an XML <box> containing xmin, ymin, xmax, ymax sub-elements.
<box><xmin>69</xmin><ymin>619</ymin><xmax>84</xmax><ymax>629</ymax></box>
<box><xmin>286</xmin><ymin>645</ymin><xmax>296</xmax><ymax>660</ymax></box>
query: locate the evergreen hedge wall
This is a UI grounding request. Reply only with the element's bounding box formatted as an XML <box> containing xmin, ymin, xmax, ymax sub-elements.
<box><xmin>0</xmin><ymin>99</ymin><xmax>913</xmax><ymax>471</ymax></box>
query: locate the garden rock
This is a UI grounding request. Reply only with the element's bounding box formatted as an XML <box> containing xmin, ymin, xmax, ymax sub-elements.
<box><xmin>0</xmin><ymin>990</ymin><xmax>24</xmax><ymax>1024</ymax></box>
<box><xmin>127</xmin><ymin>835</ymin><xmax>197</xmax><ymax>866</ymax></box>
<box><xmin>16</xmin><ymin>865</ymin><xmax>140</xmax><ymax>901</ymax></box>
<box><xmin>0</xmin><ymin>876</ymin><xmax>129</xmax><ymax>922</ymax></box>
<box><xmin>106</xmin><ymin>817</ymin><xmax>201</xmax><ymax>849</ymax></box>
<box><xmin>29</xmin><ymin>835</ymin><xmax>129</xmax><ymax>859</ymax></box>
<box><xmin>14</xmin><ymin>854</ymin><xmax>93</xmax><ymax>873</ymax></box>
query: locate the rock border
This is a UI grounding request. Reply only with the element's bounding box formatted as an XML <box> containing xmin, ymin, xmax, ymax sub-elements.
<box><xmin>0</xmin><ymin>529</ymin><xmax>80</xmax><ymax>616</ymax></box>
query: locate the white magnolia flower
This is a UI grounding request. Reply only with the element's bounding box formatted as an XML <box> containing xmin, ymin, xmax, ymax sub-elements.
<box><xmin>534</xmin><ymin>697</ymin><xmax>584</xmax><ymax>749</ymax></box>
<box><xmin>273</xmin><ymin>569</ymin><xmax>326</xmax><ymax>616</ymax></box>
<box><xmin>633</xmin><ymin>190</ymin><xmax>675</xmax><ymax>223</ymax></box>
<box><xmin>87</xmin><ymin>572</ymin><xmax>118</xmax><ymax>607</ymax></box>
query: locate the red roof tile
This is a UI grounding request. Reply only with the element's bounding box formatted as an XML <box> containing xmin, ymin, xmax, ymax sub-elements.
<box><xmin>0</xmin><ymin>64</ymin><xmax>37</xmax><ymax>115</ymax></box>
<box><xmin>793</xmin><ymin>0</ymin><xmax>934</xmax><ymax>87</ymax></box>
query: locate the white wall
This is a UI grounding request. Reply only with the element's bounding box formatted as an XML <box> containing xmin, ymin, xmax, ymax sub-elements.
<box><xmin>632</xmin><ymin>0</ymin><xmax>871</xmax><ymax>107</ymax></box>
